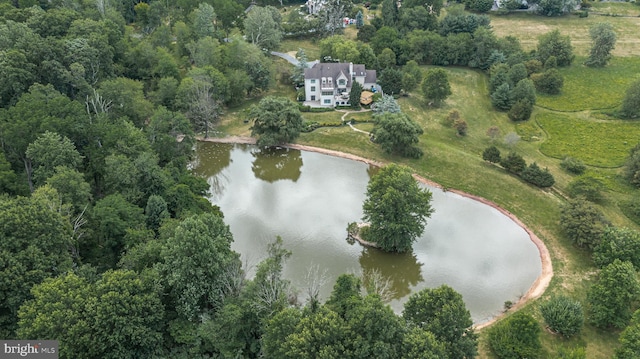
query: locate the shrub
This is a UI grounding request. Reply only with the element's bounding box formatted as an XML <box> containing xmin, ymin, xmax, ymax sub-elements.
<box><xmin>624</xmin><ymin>143</ymin><xmax>640</xmax><ymax>187</ymax></box>
<box><xmin>443</xmin><ymin>110</ymin><xmax>460</xmax><ymax>127</ymax></box>
<box><xmin>483</xmin><ymin>146</ymin><xmax>501</xmax><ymax>163</ymax></box>
<box><xmin>588</xmin><ymin>259</ymin><xmax>640</xmax><ymax>329</ymax></box>
<box><xmin>540</xmin><ymin>295</ymin><xmax>584</xmax><ymax>337</ymax></box>
<box><xmin>521</xmin><ymin>162</ymin><xmax>555</xmax><ymax>188</ymax></box>
<box><xmin>560</xmin><ymin>198</ymin><xmax>608</xmax><ymax>249</ymax></box>
<box><xmin>508</xmin><ymin>99</ymin><xmax>533</xmax><ymax>122</ymax></box>
<box><xmin>488</xmin><ymin>311</ymin><xmax>542</xmax><ymax>359</ymax></box>
<box><xmin>500</xmin><ymin>152</ymin><xmax>526</xmax><ymax>174</ymax></box>
<box><xmin>532</xmin><ymin>68</ymin><xmax>564</xmax><ymax>95</ymax></box>
<box><xmin>620</xmin><ymin>196</ymin><xmax>640</xmax><ymax>225</ymax></box>
<box><xmin>454</xmin><ymin>119</ymin><xmax>468</xmax><ymax>136</ymax></box>
<box><xmin>561</xmin><ymin>156</ymin><xmax>586</xmax><ymax>175</ymax></box>
<box><xmin>567</xmin><ymin>176</ymin><xmax>604</xmax><ymax>202</ymax></box>
<box><xmin>593</xmin><ymin>227</ymin><xmax>640</xmax><ymax>269</ymax></box>
<box><xmin>486</xmin><ymin>126</ymin><xmax>501</xmax><ymax>141</ymax></box>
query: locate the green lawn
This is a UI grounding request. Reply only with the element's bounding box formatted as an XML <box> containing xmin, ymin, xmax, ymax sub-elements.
<box><xmin>536</xmin><ymin>57</ymin><xmax>640</xmax><ymax>111</ymax></box>
<box><xmin>537</xmin><ymin>112</ymin><xmax>640</xmax><ymax>167</ymax></box>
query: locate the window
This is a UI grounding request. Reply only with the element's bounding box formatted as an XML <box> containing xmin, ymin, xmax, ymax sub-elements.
<box><xmin>323</xmin><ymin>99</ymin><xmax>331</xmax><ymax>104</ymax></box>
<box><xmin>311</xmin><ymin>86</ymin><xmax>316</xmax><ymax>91</ymax></box>
<box><xmin>338</xmin><ymin>79</ymin><xmax>346</xmax><ymax>86</ymax></box>
<box><xmin>311</xmin><ymin>79</ymin><xmax>316</xmax><ymax>84</ymax></box>
<box><xmin>322</xmin><ymin>91</ymin><xmax>333</xmax><ymax>96</ymax></box>
<box><xmin>311</xmin><ymin>95</ymin><xmax>316</xmax><ymax>101</ymax></box>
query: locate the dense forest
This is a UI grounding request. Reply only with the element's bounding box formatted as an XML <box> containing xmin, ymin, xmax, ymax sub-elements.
<box><xmin>0</xmin><ymin>0</ymin><xmax>480</xmax><ymax>357</ymax></box>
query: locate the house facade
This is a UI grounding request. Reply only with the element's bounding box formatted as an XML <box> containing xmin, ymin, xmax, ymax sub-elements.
<box><xmin>303</xmin><ymin>62</ymin><xmax>378</xmax><ymax>107</ymax></box>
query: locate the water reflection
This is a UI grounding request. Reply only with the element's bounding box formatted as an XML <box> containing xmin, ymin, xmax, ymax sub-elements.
<box><xmin>192</xmin><ymin>142</ymin><xmax>542</xmax><ymax>323</ymax></box>
<box><xmin>251</xmin><ymin>147</ymin><xmax>303</xmax><ymax>183</ymax></box>
<box><xmin>359</xmin><ymin>248</ymin><xmax>424</xmax><ymax>299</ymax></box>
<box><xmin>192</xmin><ymin>142</ymin><xmax>233</xmax><ymax>194</ymax></box>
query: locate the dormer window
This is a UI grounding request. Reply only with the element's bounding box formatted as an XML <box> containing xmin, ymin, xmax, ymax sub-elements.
<box><xmin>338</xmin><ymin>79</ymin><xmax>346</xmax><ymax>86</ymax></box>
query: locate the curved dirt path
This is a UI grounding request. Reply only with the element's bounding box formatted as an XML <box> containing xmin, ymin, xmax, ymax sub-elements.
<box><xmin>198</xmin><ymin>136</ymin><xmax>553</xmax><ymax>329</ymax></box>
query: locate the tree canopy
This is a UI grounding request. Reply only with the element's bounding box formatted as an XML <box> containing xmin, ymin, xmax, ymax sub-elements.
<box><xmin>250</xmin><ymin>96</ymin><xmax>303</xmax><ymax>147</ymax></box>
<box><xmin>362</xmin><ymin>164</ymin><xmax>434</xmax><ymax>253</ymax></box>
<box><xmin>372</xmin><ymin>112</ymin><xmax>424</xmax><ymax>158</ymax></box>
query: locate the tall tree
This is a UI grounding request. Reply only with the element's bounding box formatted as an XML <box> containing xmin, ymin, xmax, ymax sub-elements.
<box><xmin>372</xmin><ymin>112</ymin><xmax>424</xmax><ymax>158</ymax></box>
<box><xmin>249</xmin><ymin>96</ymin><xmax>303</xmax><ymax>147</ymax></box>
<box><xmin>403</xmin><ymin>285</ymin><xmax>478</xmax><ymax>358</ymax></box>
<box><xmin>349</xmin><ymin>80</ymin><xmax>363</xmax><ymax>109</ymax></box>
<box><xmin>0</xmin><ymin>195</ymin><xmax>73</xmax><ymax>338</ymax></box>
<box><xmin>190</xmin><ymin>3</ymin><xmax>217</xmax><ymax>39</ymax></box>
<box><xmin>160</xmin><ymin>213</ymin><xmax>240</xmax><ymax>321</ymax></box>
<box><xmin>585</xmin><ymin>23</ymin><xmax>616</xmax><ymax>67</ymax></box>
<box><xmin>615</xmin><ymin>309</ymin><xmax>640</xmax><ymax>359</ymax></box>
<box><xmin>25</xmin><ymin>131</ymin><xmax>83</xmax><ymax>186</ymax></box>
<box><xmin>588</xmin><ymin>259</ymin><xmax>640</xmax><ymax>329</ymax></box>
<box><xmin>537</xmin><ymin>29</ymin><xmax>574</xmax><ymax>67</ymax></box>
<box><xmin>422</xmin><ymin>68</ymin><xmax>452</xmax><ymax>106</ymax></box>
<box><xmin>243</xmin><ymin>6</ymin><xmax>283</xmax><ymax>51</ymax></box>
<box><xmin>362</xmin><ymin>164</ymin><xmax>434</xmax><ymax>253</ymax></box>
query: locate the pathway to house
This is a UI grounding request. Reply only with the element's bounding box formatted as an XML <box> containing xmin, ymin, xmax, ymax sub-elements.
<box><xmin>337</xmin><ymin>108</ymin><xmax>372</xmax><ymax>135</ymax></box>
<box><xmin>270</xmin><ymin>51</ymin><xmax>319</xmax><ymax>68</ymax></box>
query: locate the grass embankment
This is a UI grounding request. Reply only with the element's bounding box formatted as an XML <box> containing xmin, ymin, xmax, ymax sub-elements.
<box><xmin>219</xmin><ymin>8</ymin><xmax>640</xmax><ymax>355</ymax></box>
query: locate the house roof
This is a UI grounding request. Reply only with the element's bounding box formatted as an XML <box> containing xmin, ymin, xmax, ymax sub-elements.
<box><xmin>305</xmin><ymin>63</ymin><xmax>377</xmax><ymax>86</ymax></box>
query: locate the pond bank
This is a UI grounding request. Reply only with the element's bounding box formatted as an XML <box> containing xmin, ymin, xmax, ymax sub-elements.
<box><xmin>197</xmin><ymin>136</ymin><xmax>553</xmax><ymax>329</ymax></box>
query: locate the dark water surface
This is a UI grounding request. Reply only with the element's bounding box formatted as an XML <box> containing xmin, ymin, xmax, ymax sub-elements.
<box><xmin>192</xmin><ymin>142</ymin><xmax>542</xmax><ymax>324</ymax></box>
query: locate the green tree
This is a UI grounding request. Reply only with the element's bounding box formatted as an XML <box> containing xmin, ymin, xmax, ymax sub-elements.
<box><xmin>507</xmin><ymin>63</ymin><xmax>528</xmax><ymax>87</ymax></box>
<box><xmin>491</xmin><ymin>83</ymin><xmax>513</xmax><ymax>111</ymax></box>
<box><xmin>588</xmin><ymin>259</ymin><xmax>640</xmax><ymax>329</ymax></box>
<box><xmin>615</xmin><ymin>309</ymin><xmax>640</xmax><ymax>359</ymax></box>
<box><xmin>537</xmin><ymin>29</ymin><xmax>574</xmax><ymax>66</ymax></box>
<box><xmin>326</xmin><ymin>274</ymin><xmax>363</xmax><ymax>319</ymax></box>
<box><xmin>511</xmin><ymin>78</ymin><xmax>536</xmax><ymax>105</ymax></box>
<box><xmin>25</xmin><ymin>131</ymin><xmax>83</xmax><ymax>186</ymax></box>
<box><xmin>620</xmin><ymin>80</ymin><xmax>640</xmax><ymax>119</ymax></box>
<box><xmin>500</xmin><ymin>152</ymin><xmax>526</xmax><ymax>174</ymax></box>
<box><xmin>508</xmin><ymin>99</ymin><xmax>533</xmax><ymax>122</ymax></box>
<box><xmin>560</xmin><ymin>198</ymin><xmax>609</xmax><ymax>249</ymax></box>
<box><xmin>355</xmin><ymin>10</ymin><xmax>364</xmax><ymax>28</ymax></box>
<box><xmin>402</xmin><ymin>60</ymin><xmax>423</xmax><ymax>92</ymax></box>
<box><xmin>531</xmin><ymin>68</ymin><xmax>564</xmax><ymax>95</ymax></box>
<box><xmin>401</xmin><ymin>326</ymin><xmax>448</xmax><ymax>359</ymax></box>
<box><xmin>372</xmin><ymin>112</ymin><xmax>424</xmax><ymax>158</ymax></box>
<box><xmin>561</xmin><ymin>156</ymin><xmax>586</xmax><ymax>175</ymax></box>
<box><xmin>379</xmin><ymin>67</ymin><xmax>403</xmax><ymax>95</ymax></box>
<box><xmin>403</xmin><ymin>285</ymin><xmax>478</xmax><ymax>359</ymax></box>
<box><xmin>18</xmin><ymin>270</ymin><xmax>165</xmax><ymax>359</ymax></box>
<box><xmin>520</xmin><ymin>162</ymin><xmax>555</xmax><ymax>188</ymax></box>
<box><xmin>191</xmin><ymin>3</ymin><xmax>217</xmax><ymax>39</ymax></box>
<box><xmin>378</xmin><ymin>48</ymin><xmax>397</xmax><ymax>69</ymax></box>
<box><xmin>537</xmin><ymin>0</ymin><xmax>579</xmax><ymax>16</ymax></box>
<box><xmin>483</xmin><ymin>146</ymin><xmax>502</xmax><ymax>163</ymax></box>
<box><xmin>488</xmin><ymin>311</ymin><xmax>542</xmax><ymax>359</ymax></box>
<box><xmin>382</xmin><ymin>0</ymin><xmax>399</xmax><ymax>27</ymax></box>
<box><xmin>347</xmin><ymin>294</ymin><xmax>405</xmax><ymax>358</ymax></box>
<box><xmin>362</xmin><ymin>164</ymin><xmax>434</xmax><ymax>253</ymax></box>
<box><xmin>0</xmin><ymin>195</ymin><xmax>73</xmax><ymax>338</ymax></box>
<box><xmin>243</xmin><ymin>6</ymin><xmax>283</xmax><ymax>51</ymax></box>
<box><xmin>98</xmin><ymin>77</ymin><xmax>154</xmax><ymax>127</ymax></box>
<box><xmin>422</xmin><ymin>68</ymin><xmax>452</xmax><ymax>106</ymax></box>
<box><xmin>85</xmin><ymin>194</ymin><xmax>145</xmax><ymax>269</ymax></box>
<box><xmin>250</xmin><ymin>96</ymin><xmax>303</xmax><ymax>147</ymax></box>
<box><xmin>160</xmin><ymin>213</ymin><xmax>240</xmax><ymax>321</ymax></box>
<box><xmin>585</xmin><ymin>23</ymin><xmax>616</xmax><ymax>67</ymax></box>
<box><xmin>46</xmin><ymin>166</ymin><xmax>92</xmax><ymax>214</ymax></box>
<box><xmin>278</xmin><ymin>307</ymin><xmax>349</xmax><ymax>358</ymax></box>
<box><xmin>566</xmin><ymin>176</ymin><xmax>605</xmax><ymax>203</ymax></box>
<box><xmin>540</xmin><ymin>295</ymin><xmax>584</xmax><ymax>337</ymax></box>
<box><xmin>593</xmin><ymin>227</ymin><xmax>640</xmax><ymax>269</ymax></box>
<box><xmin>350</xmin><ymin>80</ymin><xmax>363</xmax><ymax>109</ymax></box>
<box><xmin>145</xmin><ymin>194</ymin><xmax>169</xmax><ymax>234</ymax></box>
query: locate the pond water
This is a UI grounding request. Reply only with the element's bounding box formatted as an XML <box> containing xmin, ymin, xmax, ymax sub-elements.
<box><xmin>192</xmin><ymin>142</ymin><xmax>542</xmax><ymax>324</ymax></box>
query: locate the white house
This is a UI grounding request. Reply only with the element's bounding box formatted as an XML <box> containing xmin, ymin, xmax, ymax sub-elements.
<box><xmin>304</xmin><ymin>62</ymin><xmax>378</xmax><ymax>107</ymax></box>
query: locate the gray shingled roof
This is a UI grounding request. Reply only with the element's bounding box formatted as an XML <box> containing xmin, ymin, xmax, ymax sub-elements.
<box><xmin>304</xmin><ymin>63</ymin><xmax>377</xmax><ymax>86</ymax></box>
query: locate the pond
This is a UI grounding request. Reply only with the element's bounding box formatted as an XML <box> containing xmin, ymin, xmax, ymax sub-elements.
<box><xmin>192</xmin><ymin>142</ymin><xmax>542</xmax><ymax>324</ymax></box>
